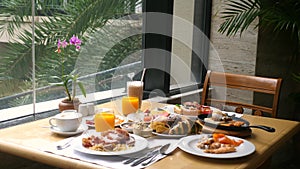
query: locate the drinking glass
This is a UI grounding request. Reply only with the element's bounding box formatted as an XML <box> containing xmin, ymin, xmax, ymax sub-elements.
<box><xmin>94</xmin><ymin>109</ymin><xmax>115</xmax><ymax>132</ymax></box>
<box><xmin>127</xmin><ymin>81</ymin><xmax>143</xmax><ymax>108</ymax></box>
<box><xmin>122</xmin><ymin>96</ymin><xmax>139</xmax><ymax>116</ymax></box>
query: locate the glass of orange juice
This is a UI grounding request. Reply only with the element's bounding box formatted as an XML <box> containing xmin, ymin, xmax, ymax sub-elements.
<box><xmin>94</xmin><ymin>109</ymin><xmax>115</xmax><ymax>132</ymax></box>
<box><xmin>122</xmin><ymin>96</ymin><xmax>139</xmax><ymax>116</ymax></box>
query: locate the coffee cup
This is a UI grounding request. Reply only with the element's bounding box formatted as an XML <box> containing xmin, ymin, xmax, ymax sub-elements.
<box><xmin>49</xmin><ymin>110</ymin><xmax>82</xmax><ymax>132</ymax></box>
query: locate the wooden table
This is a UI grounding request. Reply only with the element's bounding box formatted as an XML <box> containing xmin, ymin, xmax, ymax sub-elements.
<box><xmin>0</xmin><ymin>101</ymin><xmax>299</xmax><ymax>169</ymax></box>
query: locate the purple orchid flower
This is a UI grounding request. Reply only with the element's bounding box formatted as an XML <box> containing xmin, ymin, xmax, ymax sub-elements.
<box><xmin>69</xmin><ymin>35</ymin><xmax>81</xmax><ymax>46</ymax></box>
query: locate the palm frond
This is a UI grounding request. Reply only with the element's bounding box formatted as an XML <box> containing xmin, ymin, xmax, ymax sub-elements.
<box><xmin>259</xmin><ymin>0</ymin><xmax>300</xmax><ymax>38</ymax></box>
<box><xmin>0</xmin><ymin>0</ymin><xmax>141</xmax><ymax>86</ymax></box>
<box><xmin>0</xmin><ymin>0</ymin><xmax>33</xmax><ymax>37</ymax></box>
<box><xmin>218</xmin><ymin>0</ymin><xmax>261</xmax><ymax>36</ymax></box>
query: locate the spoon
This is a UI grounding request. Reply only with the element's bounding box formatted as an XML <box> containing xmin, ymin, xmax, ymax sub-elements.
<box><xmin>141</xmin><ymin>143</ymin><xmax>171</xmax><ymax>166</ymax></box>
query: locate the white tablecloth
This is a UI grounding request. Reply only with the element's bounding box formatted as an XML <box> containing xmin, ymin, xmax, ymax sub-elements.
<box><xmin>43</xmin><ymin>135</ymin><xmax>179</xmax><ymax>169</ymax></box>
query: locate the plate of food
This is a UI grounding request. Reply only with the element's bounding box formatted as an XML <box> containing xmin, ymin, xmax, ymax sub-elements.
<box><xmin>178</xmin><ymin>133</ymin><xmax>255</xmax><ymax>158</ymax></box>
<box><xmin>173</xmin><ymin>102</ymin><xmax>214</xmax><ymax>115</ymax></box>
<box><xmin>198</xmin><ymin>110</ymin><xmax>275</xmax><ymax>132</ymax></box>
<box><xmin>72</xmin><ymin>128</ymin><xmax>148</xmax><ymax>156</ymax></box>
<box><xmin>162</xmin><ymin>102</ymin><xmax>217</xmax><ymax>121</ymax></box>
<box><xmin>149</xmin><ymin>113</ymin><xmax>194</xmax><ymax>137</ymax></box>
<box><xmin>84</xmin><ymin>114</ymin><xmax>126</xmax><ymax>128</ymax></box>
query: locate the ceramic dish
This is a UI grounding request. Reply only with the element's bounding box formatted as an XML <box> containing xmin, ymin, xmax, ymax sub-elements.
<box><xmin>50</xmin><ymin>125</ymin><xmax>87</xmax><ymax>136</ymax></box>
<box><xmin>73</xmin><ymin>130</ymin><xmax>148</xmax><ymax>156</ymax></box>
<box><xmin>178</xmin><ymin>134</ymin><xmax>255</xmax><ymax>158</ymax></box>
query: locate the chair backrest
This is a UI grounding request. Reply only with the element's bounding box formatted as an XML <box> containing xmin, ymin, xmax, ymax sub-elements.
<box><xmin>201</xmin><ymin>70</ymin><xmax>282</xmax><ymax>118</ymax></box>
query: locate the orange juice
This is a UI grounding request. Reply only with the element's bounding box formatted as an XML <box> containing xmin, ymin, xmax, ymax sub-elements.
<box><xmin>94</xmin><ymin>111</ymin><xmax>115</xmax><ymax>132</ymax></box>
<box><xmin>122</xmin><ymin>96</ymin><xmax>139</xmax><ymax>116</ymax></box>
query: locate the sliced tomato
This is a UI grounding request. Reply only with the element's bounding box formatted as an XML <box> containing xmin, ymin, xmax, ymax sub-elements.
<box><xmin>200</xmin><ymin>105</ymin><xmax>212</xmax><ymax>114</ymax></box>
<box><xmin>213</xmin><ymin>133</ymin><xmax>225</xmax><ymax>142</ymax></box>
<box><xmin>233</xmin><ymin>139</ymin><xmax>244</xmax><ymax>146</ymax></box>
<box><xmin>217</xmin><ymin>135</ymin><xmax>244</xmax><ymax>146</ymax></box>
<box><xmin>218</xmin><ymin>136</ymin><xmax>235</xmax><ymax>145</ymax></box>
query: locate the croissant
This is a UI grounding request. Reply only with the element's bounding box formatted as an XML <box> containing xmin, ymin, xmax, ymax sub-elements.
<box><xmin>168</xmin><ymin>118</ymin><xmax>193</xmax><ymax>135</ymax></box>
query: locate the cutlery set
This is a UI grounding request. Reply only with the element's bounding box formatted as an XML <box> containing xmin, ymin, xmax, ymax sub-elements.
<box><xmin>123</xmin><ymin>143</ymin><xmax>171</xmax><ymax>166</ymax></box>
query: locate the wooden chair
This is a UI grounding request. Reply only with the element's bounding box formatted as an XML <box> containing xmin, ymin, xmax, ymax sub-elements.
<box><xmin>201</xmin><ymin>70</ymin><xmax>282</xmax><ymax>118</ymax></box>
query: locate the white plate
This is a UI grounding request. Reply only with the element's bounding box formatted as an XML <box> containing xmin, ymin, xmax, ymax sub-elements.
<box><xmin>50</xmin><ymin>126</ymin><xmax>87</xmax><ymax>136</ymax></box>
<box><xmin>178</xmin><ymin>134</ymin><xmax>255</xmax><ymax>158</ymax></box>
<box><xmin>161</xmin><ymin>105</ymin><xmax>198</xmax><ymax>120</ymax></box>
<box><xmin>152</xmin><ymin>131</ymin><xmax>187</xmax><ymax>138</ymax></box>
<box><xmin>73</xmin><ymin>130</ymin><xmax>148</xmax><ymax>156</ymax></box>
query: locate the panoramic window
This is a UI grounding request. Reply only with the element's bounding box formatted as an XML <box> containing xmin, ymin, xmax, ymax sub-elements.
<box><xmin>0</xmin><ymin>0</ymin><xmax>143</xmax><ymax>123</ymax></box>
<box><xmin>0</xmin><ymin>0</ymin><xmax>211</xmax><ymax>125</ymax></box>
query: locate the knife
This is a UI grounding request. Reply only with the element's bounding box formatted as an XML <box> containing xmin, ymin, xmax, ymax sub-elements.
<box><xmin>130</xmin><ymin>147</ymin><xmax>161</xmax><ymax>167</ymax></box>
<box><xmin>123</xmin><ymin>145</ymin><xmax>161</xmax><ymax>164</ymax></box>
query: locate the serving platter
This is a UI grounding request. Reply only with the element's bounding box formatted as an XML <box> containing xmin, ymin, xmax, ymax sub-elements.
<box><xmin>178</xmin><ymin>134</ymin><xmax>255</xmax><ymax>158</ymax></box>
<box><xmin>198</xmin><ymin>114</ymin><xmax>275</xmax><ymax>132</ymax></box>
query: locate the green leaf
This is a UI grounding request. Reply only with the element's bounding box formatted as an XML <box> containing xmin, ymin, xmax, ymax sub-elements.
<box><xmin>77</xmin><ymin>81</ymin><xmax>87</xmax><ymax>97</ymax></box>
<box><xmin>218</xmin><ymin>0</ymin><xmax>260</xmax><ymax>36</ymax></box>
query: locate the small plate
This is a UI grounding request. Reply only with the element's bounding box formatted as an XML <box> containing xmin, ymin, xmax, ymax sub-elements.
<box><xmin>50</xmin><ymin>126</ymin><xmax>87</xmax><ymax>136</ymax></box>
<box><xmin>152</xmin><ymin>131</ymin><xmax>187</xmax><ymax>138</ymax></box>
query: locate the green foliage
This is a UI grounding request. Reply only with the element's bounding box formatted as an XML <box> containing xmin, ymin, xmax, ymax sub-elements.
<box><xmin>0</xmin><ymin>0</ymin><xmax>141</xmax><ymax>84</ymax></box>
<box><xmin>0</xmin><ymin>0</ymin><xmax>142</xmax><ymax>106</ymax></box>
<box><xmin>50</xmin><ymin>69</ymin><xmax>87</xmax><ymax>101</ymax></box>
<box><xmin>218</xmin><ymin>0</ymin><xmax>261</xmax><ymax>36</ymax></box>
<box><xmin>219</xmin><ymin>0</ymin><xmax>300</xmax><ymax>40</ymax></box>
<box><xmin>97</xmin><ymin>34</ymin><xmax>142</xmax><ymax>90</ymax></box>
<box><xmin>219</xmin><ymin>0</ymin><xmax>300</xmax><ymax>106</ymax></box>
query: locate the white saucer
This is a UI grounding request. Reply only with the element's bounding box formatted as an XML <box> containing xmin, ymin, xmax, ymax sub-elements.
<box><xmin>50</xmin><ymin>126</ymin><xmax>87</xmax><ymax>136</ymax></box>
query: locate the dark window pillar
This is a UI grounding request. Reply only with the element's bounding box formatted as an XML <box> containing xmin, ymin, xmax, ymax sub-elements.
<box><xmin>141</xmin><ymin>0</ymin><xmax>174</xmax><ymax>98</ymax></box>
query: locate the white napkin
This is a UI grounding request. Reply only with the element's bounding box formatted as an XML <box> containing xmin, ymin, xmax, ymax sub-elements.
<box><xmin>43</xmin><ymin>136</ymin><xmax>179</xmax><ymax>169</ymax></box>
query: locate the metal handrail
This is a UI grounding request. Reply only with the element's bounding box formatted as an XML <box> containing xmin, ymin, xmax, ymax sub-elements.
<box><xmin>0</xmin><ymin>61</ymin><xmax>141</xmax><ymax>102</ymax></box>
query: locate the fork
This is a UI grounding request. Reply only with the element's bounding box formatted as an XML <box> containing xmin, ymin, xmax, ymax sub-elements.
<box><xmin>123</xmin><ymin>145</ymin><xmax>161</xmax><ymax>164</ymax></box>
<box><xmin>56</xmin><ymin>137</ymin><xmax>75</xmax><ymax>150</ymax></box>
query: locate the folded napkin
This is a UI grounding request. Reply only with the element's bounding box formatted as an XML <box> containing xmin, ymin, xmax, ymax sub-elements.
<box><xmin>43</xmin><ymin>136</ymin><xmax>179</xmax><ymax>169</ymax></box>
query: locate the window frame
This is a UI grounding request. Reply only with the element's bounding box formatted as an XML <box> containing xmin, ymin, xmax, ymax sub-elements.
<box><xmin>0</xmin><ymin>0</ymin><xmax>212</xmax><ymax>127</ymax></box>
<box><xmin>142</xmin><ymin>0</ymin><xmax>212</xmax><ymax>97</ymax></box>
